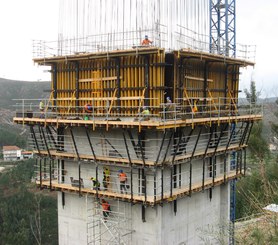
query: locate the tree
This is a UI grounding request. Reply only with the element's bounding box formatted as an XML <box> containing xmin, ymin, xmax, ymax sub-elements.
<box><xmin>0</xmin><ymin>160</ymin><xmax>58</xmax><ymax>244</ymax></box>
<box><xmin>244</xmin><ymin>80</ymin><xmax>261</xmax><ymax>104</ymax></box>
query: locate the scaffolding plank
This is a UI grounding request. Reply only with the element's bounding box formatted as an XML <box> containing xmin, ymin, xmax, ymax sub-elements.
<box><xmin>36</xmin><ymin>171</ymin><xmax>241</xmax><ymax>205</ymax></box>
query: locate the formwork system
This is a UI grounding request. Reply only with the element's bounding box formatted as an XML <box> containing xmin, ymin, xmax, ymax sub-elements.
<box><xmin>13</xmin><ymin>40</ymin><xmax>261</xmax><ymax>243</ymax></box>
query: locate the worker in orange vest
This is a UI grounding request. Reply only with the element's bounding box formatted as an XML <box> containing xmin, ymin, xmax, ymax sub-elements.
<box><xmin>141</xmin><ymin>35</ymin><xmax>153</xmax><ymax>46</ymax></box>
<box><xmin>101</xmin><ymin>199</ymin><xmax>111</xmax><ymax>221</ymax></box>
<box><xmin>118</xmin><ymin>169</ymin><xmax>127</xmax><ymax>194</ymax></box>
<box><xmin>192</xmin><ymin>99</ymin><xmax>199</xmax><ymax>113</ymax></box>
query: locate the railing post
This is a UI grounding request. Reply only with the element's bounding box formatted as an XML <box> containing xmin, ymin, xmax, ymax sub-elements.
<box><xmin>218</xmin><ymin>97</ymin><xmax>220</xmax><ymax>120</ymax></box>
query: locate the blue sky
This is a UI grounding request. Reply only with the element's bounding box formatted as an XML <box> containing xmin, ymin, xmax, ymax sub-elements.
<box><xmin>0</xmin><ymin>0</ymin><xmax>277</xmax><ymax>97</ymax></box>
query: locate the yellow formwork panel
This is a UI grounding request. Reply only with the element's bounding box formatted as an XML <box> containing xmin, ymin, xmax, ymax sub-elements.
<box><xmin>50</xmin><ymin>51</ymin><xmax>165</xmax><ymax>117</ymax></box>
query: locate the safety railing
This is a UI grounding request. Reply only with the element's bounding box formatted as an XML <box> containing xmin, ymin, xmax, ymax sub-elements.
<box><xmin>34</xmin><ymin>156</ymin><xmax>243</xmax><ymax>203</ymax></box>
<box><xmin>33</xmin><ymin>26</ymin><xmax>255</xmax><ymax>62</ymax></box>
<box><xmin>14</xmin><ymin>97</ymin><xmax>263</xmax><ymax>123</ymax></box>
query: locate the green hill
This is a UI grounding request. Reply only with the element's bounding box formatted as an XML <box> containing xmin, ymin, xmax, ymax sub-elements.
<box><xmin>0</xmin><ymin>78</ymin><xmax>50</xmax><ymax>149</ymax></box>
<box><xmin>0</xmin><ymin>78</ymin><xmax>50</xmax><ymax>109</ymax></box>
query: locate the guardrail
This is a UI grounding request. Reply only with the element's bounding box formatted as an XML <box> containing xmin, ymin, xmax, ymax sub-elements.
<box><xmin>13</xmin><ymin>97</ymin><xmax>263</xmax><ymax>123</ymax></box>
<box><xmin>33</xmin><ymin>26</ymin><xmax>256</xmax><ymax>62</ymax></box>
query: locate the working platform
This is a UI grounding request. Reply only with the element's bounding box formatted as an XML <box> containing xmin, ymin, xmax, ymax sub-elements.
<box><xmin>36</xmin><ymin>171</ymin><xmax>241</xmax><ymax>206</ymax></box>
<box><xmin>32</xmin><ymin>143</ymin><xmax>247</xmax><ymax>167</ymax></box>
<box><xmin>13</xmin><ymin>96</ymin><xmax>262</xmax><ymax>130</ymax></box>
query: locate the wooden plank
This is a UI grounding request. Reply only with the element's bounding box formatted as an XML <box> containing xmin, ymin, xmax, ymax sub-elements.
<box><xmin>36</xmin><ymin>170</ymin><xmax>240</xmax><ymax>205</ymax></box>
<box><xmin>79</xmin><ymin>76</ymin><xmax>120</xmax><ymax>83</ymax></box>
<box><xmin>13</xmin><ymin>115</ymin><xmax>263</xmax><ymax>130</ymax></box>
<box><xmin>33</xmin><ymin>150</ymin><xmax>155</xmax><ymax>166</ymax></box>
<box><xmin>185</xmin><ymin>75</ymin><xmax>213</xmax><ymax>83</ymax></box>
<box><xmin>54</xmin><ymin>96</ymin><xmax>143</xmax><ymax>101</ymax></box>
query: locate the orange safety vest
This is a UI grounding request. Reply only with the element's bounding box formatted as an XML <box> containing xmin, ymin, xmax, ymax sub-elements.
<box><xmin>142</xmin><ymin>39</ymin><xmax>152</xmax><ymax>45</ymax></box>
<box><xmin>102</xmin><ymin>202</ymin><xmax>110</xmax><ymax>211</ymax></box>
<box><xmin>119</xmin><ymin>172</ymin><xmax>127</xmax><ymax>182</ymax></box>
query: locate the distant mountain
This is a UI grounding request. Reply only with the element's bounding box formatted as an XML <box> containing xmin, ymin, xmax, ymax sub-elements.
<box><xmin>0</xmin><ymin>78</ymin><xmax>50</xmax><ymax>109</ymax></box>
<box><xmin>0</xmin><ymin>78</ymin><xmax>50</xmax><ymax>148</ymax></box>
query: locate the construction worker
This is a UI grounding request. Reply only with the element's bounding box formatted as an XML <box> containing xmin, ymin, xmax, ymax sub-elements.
<box><xmin>39</xmin><ymin>100</ymin><xmax>45</xmax><ymax>118</ymax></box>
<box><xmin>39</xmin><ymin>100</ymin><xmax>45</xmax><ymax>111</ymax></box>
<box><xmin>165</xmin><ymin>97</ymin><xmax>174</xmax><ymax>119</ymax></box>
<box><xmin>103</xmin><ymin>167</ymin><xmax>110</xmax><ymax>191</ymax></box>
<box><xmin>118</xmin><ymin>169</ymin><xmax>127</xmax><ymax>194</ymax></box>
<box><xmin>141</xmin><ymin>35</ymin><xmax>153</xmax><ymax>46</ymax></box>
<box><xmin>91</xmin><ymin>177</ymin><xmax>100</xmax><ymax>190</ymax></box>
<box><xmin>192</xmin><ymin>99</ymin><xmax>199</xmax><ymax>114</ymax></box>
<box><xmin>101</xmin><ymin>199</ymin><xmax>111</xmax><ymax>221</ymax></box>
<box><xmin>141</xmin><ymin>106</ymin><xmax>150</xmax><ymax>121</ymax></box>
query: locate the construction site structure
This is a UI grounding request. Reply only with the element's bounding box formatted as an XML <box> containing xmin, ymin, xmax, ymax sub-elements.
<box><xmin>13</xmin><ymin>1</ymin><xmax>261</xmax><ymax>244</ymax></box>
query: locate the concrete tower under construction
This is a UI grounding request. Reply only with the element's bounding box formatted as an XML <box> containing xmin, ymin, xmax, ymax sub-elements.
<box><xmin>14</xmin><ymin>0</ymin><xmax>261</xmax><ymax>244</ymax></box>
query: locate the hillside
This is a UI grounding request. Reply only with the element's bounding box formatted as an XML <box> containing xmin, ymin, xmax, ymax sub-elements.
<box><xmin>0</xmin><ymin>78</ymin><xmax>50</xmax><ymax>109</ymax></box>
<box><xmin>0</xmin><ymin>78</ymin><xmax>50</xmax><ymax>148</ymax></box>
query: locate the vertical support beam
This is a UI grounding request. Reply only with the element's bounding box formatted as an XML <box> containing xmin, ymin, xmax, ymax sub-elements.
<box><xmin>204</xmin><ymin>61</ymin><xmax>208</xmax><ymax>99</ymax></box>
<box><xmin>170</xmin><ymin>166</ymin><xmax>173</xmax><ymax>197</ymax></box>
<box><xmin>62</xmin><ymin>192</ymin><xmax>65</xmax><ymax>207</ymax></box>
<box><xmin>57</xmin><ymin>127</ymin><xmax>65</xmax><ymax>152</ymax></box>
<box><xmin>123</xmin><ymin>130</ymin><xmax>134</xmax><ymax>202</ymax></box>
<box><xmin>85</xmin><ymin>127</ymin><xmax>97</xmax><ymax>161</ymax></box>
<box><xmin>236</xmin><ymin>151</ymin><xmax>239</xmax><ymax>175</ymax></box>
<box><xmin>239</xmin><ymin>150</ymin><xmax>243</xmax><ymax>174</ymax></box>
<box><xmin>243</xmin><ymin>148</ymin><xmax>247</xmax><ymax>176</ymax></box>
<box><xmin>138</xmin><ymin>131</ymin><xmax>146</xmax><ymax>167</ymax></box>
<box><xmin>244</xmin><ymin>121</ymin><xmax>254</xmax><ymax>145</ymax></box>
<box><xmin>239</xmin><ymin>122</ymin><xmax>250</xmax><ymax>146</ymax></box>
<box><xmin>142</xmin><ymin>205</ymin><xmax>146</xmax><ymax>222</ymax></box>
<box><xmin>142</xmin><ymin>169</ymin><xmax>147</xmax><ymax>204</ymax></box>
<box><xmin>224</xmin><ymin>122</ymin><xmax>236</xmax><ymax>183</ymax></box>
<box><xmin>69</xmin><ymin>127</ymin><xmax>80</xmax><ymax>160</ymax></box>
<box><xmin>173</xmin><ymin>164</ymin><xmax>177</xmax><ymax>189</ymax></box>
<box><xmin>202</xmin><ymin>158</ymin><xmax>206</xmax><ymax>191</ymax></box>
<box><xmin>30</xmin><ymin>125</ymin><xmax>40</xmax><ymax>155</ymax></box>
<box><xmin>179</xmin><ymin>164</ymin><xmax>181</xmax><ymax>188</ymax></box>
<box><xmin>53</xmin><ymin>63</ymin><xmax>58</xmax><ymax>107</ymax></box>
<box><xmin>202</xmin><ymin>125</ymin><xmax>215</xmax><ymax>190</ymax></box>
<box><xmin>154</xmin><ymin>131</ymin><xmax>167</xmax><ymax>166</ymax></box>
<box><xmin>224</xmin><ymin>64</ymin><xmax>228</xmax><ymax>99</ymax></box>
<box><xmin>170</xmin><ymin>128</ymin><xmax>183</xmax><ymax>197</ymax></box>
<box><xmin>213</xmin><ymin>123</ymin><xmax>228</xmax><ymax>155</ymax></box>
<box><xmin>144</xmin><ymin>55</ymin><xmax>150</xmax><ymax>106</ymax></box>
<box><xmin>209</xmin><ymin>188</ymin><xmax>213</xmax><ymax>201</ymax></box>
<box><xmin>189</xmin><ymin>161</ymin><xmax>193</xmax><ymax>196</ymax></box>
<box><xmin>160</xmin><ymin>130</ymin><xmax>174</xmax><ymax>203</ymax></box>
<box><xmin>178</xmin><ymin>57</ymin><xmax>184</xmax><ymax>100</ymax></box>
<box><xmin>61</xmin><ymin>160</ymin><xmax>65</xmax><ymax>183</ymax></box>
<box><xmin>161</xmin><ymin>168</ymin><xmax>164</xmax><ymax>204</ymax></box>
<box><xmin>69</xmin><ymin>127</ymin><xmax>82</xmax><ymax>196</ymax></box>
<box><xmin>189</xmin><ymin>126</ymin><xmax>203</xmax><ymax>195</ymax></box>
<box><xmin>46</xmin><ymin>126</ymin><xmax>58</xmax><ymax>150</ymax></box>
<box><xmin>154</xmin><ymin>170</ymin><xmax>157</xmax><ymax>203</ymax></box>
<box><xmin>127</xmin><ymin>129</ymin><xmax>140</xmax><ymax>159</ymax></box>
<box><xmin>138</xmin><ymin>169</ymin><xmax>141</xmax><ymax>195</ymax></box>
<box><xmin>95</xmin><ymin>163</ymin><xmax>99</xmax><ymax>199</ymax></box>
<box><xmin>212</xmin><ymin>123</ymin><xmax>228</xmax><ymax>186</ymax></box>
<box><xmin>75</xmin><ymin>61</ymin><xmax>80</xmax><ymax>110</ymax></box>
<box><xmin>40</xmin><ymin>126</ymin><xmax>51</xmax><ymax>158</ymax></box>
<box><xmin>212</xmin><ymin>156</ymin><xmax>216</xmax><ymax>186</ymax></box>
<box><xmin>174</xmin><ymin>200</ymin><xmax>177</xmax><ymax>215</ymax></box>
<box><xmin>116</xmin><ymin>58</ymin><xmax>121</xmax><ymax>111</ymax></box>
